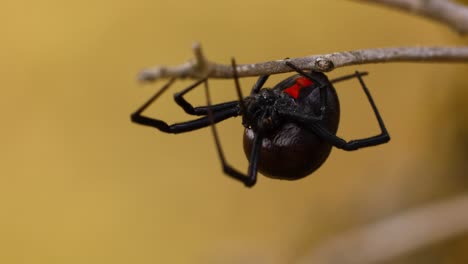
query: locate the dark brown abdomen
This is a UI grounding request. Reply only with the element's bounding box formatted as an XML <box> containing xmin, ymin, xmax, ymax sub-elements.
<box><xmin>243</xmin><ymin>84</ymin><xmax>340</xmax><ymax>180</ymax></box>
<box><xmin>243</xmin><ymin>123</ymin><xmax>332</xmax><ymax>180</ymax></box>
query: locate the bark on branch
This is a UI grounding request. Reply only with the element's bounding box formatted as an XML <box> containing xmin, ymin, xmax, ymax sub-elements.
<box><xmin>139</xmin><ymin>45</ymin><xmax>468</xmax><ymax>82</ymax></box>
<box><xmin>353</xmin><ymin>0</ymin><xmax>468</xmax><ymax>34</ymax></box>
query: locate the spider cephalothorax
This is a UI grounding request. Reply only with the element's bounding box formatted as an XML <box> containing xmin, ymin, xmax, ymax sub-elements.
<box><xmin>131</xmin><ymin>59</ymin><xmax>390</xmax><ymax>187</ymax></box>
<box><xmin>242</xmin><ymin>88</ymin><xmax>295</xmax><ymax>132</ymax></box>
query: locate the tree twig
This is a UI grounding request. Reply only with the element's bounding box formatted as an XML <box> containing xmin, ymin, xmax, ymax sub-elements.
<box><xmin>296</xmin><ymin>194</ymin><xmax>468</xmax><ymax>264</ymax></box>
<box><xmin>353</xmin><ymin>0</ymin><xmax>468</xmax><ymax>34</ymax></box>
<box><xmin>139</xmin><ymin>45</ymin><xmax>468</xmax><ymax>81</ymax></box>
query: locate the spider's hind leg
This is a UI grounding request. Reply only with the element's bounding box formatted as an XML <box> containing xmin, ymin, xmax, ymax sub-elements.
<box><xmin>306</xmin><ymin>71</ymin><xmax>390</xmax><ymax>150</ymax></box>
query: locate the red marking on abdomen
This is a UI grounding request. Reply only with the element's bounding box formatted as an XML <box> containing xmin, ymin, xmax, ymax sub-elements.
<box><xmin>283</xmin><ymin>77</ymin><xmax>314</xmax><ymax>99</ymax></box>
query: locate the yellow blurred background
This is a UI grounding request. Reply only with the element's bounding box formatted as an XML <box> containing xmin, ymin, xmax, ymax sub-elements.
<box><xmin>1</xmin><ymin>1</ymin><xmax>467</xmax><ymax>263</ymax></box>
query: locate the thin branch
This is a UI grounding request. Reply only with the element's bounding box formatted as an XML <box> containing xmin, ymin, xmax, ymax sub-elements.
<box><xmin>353</xmin><ymin>0</ymin><xmax>468</xmax><ymax>34</ymax></box>
<box><xmin>296</xmin><ymin>194</ymin><xmax>468</xmax><ymax>264</ymax></box>
<box><xmin>139</xmin><ymin>45</ymin><xmax>468</xmax><ymax>81</ymax></box>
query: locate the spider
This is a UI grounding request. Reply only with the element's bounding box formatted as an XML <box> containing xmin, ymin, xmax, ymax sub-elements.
<box><xmin>131</xmin><ymin>59</ymin><xmax>390</xmax><ymax>187</ymax></box>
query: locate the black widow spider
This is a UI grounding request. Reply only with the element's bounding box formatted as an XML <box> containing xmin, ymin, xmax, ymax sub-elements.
<box><xmin>131</xmin><ymin>59</ymin><xmax>390</xmax><ymax>187</ymax></box>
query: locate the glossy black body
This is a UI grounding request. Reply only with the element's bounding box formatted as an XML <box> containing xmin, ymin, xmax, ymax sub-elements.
<box><xmin>242</xmin><ymin>73</ymin><xmax>340</xmax><ymax>180</ymax></box>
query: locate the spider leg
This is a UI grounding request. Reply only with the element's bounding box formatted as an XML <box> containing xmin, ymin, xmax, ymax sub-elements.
<box><xmin>173</xmin><ymin>78</ymin><xmax>239</xmax><ymax>116</ymax></box>
<box><xmin>278</xmin><ymin>108</ymin><xmax>324</xmax><ymax>122</ymax></box>
<box><xmin>330</xmin><ymin>71</ymin><xmax>369</xmax><ymax>83</ymax></box>
<box><xmin>301</xmin><ymin>71</ymin><xmax>390</xmax><ymax>150</ymax></box>
<box><xmin>131</xmin><ymin>79</ymin><xmax>240</xmax><ymax>134</ymax></box>
<box><xmin>205</xmin><ymin>79</ymin><xmax>261</xmax><ymax>187</ymax></box>
<box><xmin>175</xmin><ymin>58</ymin><xmax>254</xmax><ymax>118</ymax></box>
<box><xmin>250</xmin><ymin>75</ymin><xmax>270</xmax><ymax>94</ymax></box>
<box><xmin>285</xmin><ymin>61</ymin><xmax>328</xmax><ymax>120</ymax></box>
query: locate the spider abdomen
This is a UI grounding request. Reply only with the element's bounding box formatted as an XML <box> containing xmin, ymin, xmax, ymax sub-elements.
<box><xmin>243</xmin><ymin>124</ymin><xmax>331</xmax><ymax>179</ymax></box>
<box><xmin>243</xmin><ymin>73</ymin><xmax>340</xmax><ymax>180</ymax></box>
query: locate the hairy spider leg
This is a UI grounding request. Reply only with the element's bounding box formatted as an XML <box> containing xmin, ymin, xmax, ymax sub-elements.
<box><xmin>292</xmin><ymin>71</ymin><xmax>390</xmax><ymax>150</ymax></box>
<box><xmin>131</xmin><ymin>78</ymin><xmax>240</xmax><ymax>134</ymax></box>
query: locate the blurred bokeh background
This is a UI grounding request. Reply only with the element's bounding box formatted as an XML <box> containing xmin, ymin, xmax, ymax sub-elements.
<box><xmin>1</xmin><ymin>0</ymin><xmax>467</xmax><ymax>263</ymax></box>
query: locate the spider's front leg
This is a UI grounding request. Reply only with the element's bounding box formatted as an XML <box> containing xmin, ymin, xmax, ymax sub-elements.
<box><xmin>202</xmin><ymin>58</ymin><xmax>267</xmax><ymax>187</ymax></box>
<box><xmin>131</xmin><ymin>79</ymin><xmax>240</xmax><ymax>134</ymax></box>
<box><xmin>173</xmin><ymin>78</ymin><xmax>239</xmax><ymax>116</ymax></box>
<box><xmin>204</xmin><ymin>80</ymin><xmax>262</xmax><ymax>187</ymax></box>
